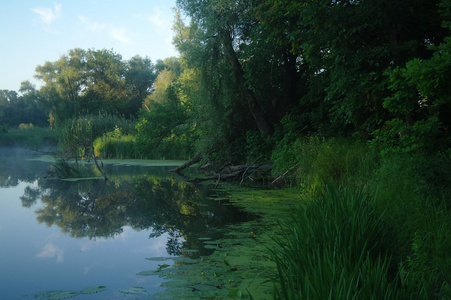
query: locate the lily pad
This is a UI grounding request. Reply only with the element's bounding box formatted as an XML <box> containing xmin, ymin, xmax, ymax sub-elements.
<box><xmin>47</xmin><ymin>291</ymin><xmax>79</xmax><ymax>299</ymax></box>
<box><xmin>118</xmin><ymin>286</ymin><xmax>146</xmax><ymax>295</ymax></box>
<box><xmin>145</xmin><ymin>257</ymin><xmax>169</xmax><ymax>261</ymax></box>
<box><xmin>170</xmin><ymin>257</ymin><xmax>200</xmax><ymax>264</ymax></box>
<box><xmin>158</xmin><ymin>263</ymin><xmax>171</xmax><ymax>269</ymax></box>
<box><xmin>137</xmin><ymin>270</ymin><xmax>160</xmax><ymax>276</ymax></box>
<box><xmin>34</xmin><ymin>290</ymin><xmax>64</xmax><ymax>299</ymax></box>
<box><xmin>79</xmin><ymin>286</ymin><xmax>107</xmax><ymax>294</ymax></box>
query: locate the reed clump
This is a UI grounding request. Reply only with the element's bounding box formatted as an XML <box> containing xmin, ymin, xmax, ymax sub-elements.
<box><xmin>269</xmin><ymin>183</ymin><xmax>404</xmax><ymax>299</ymax></box>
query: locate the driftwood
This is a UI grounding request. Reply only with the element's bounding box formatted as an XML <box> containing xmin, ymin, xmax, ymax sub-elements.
<box><xmin>169</xmin><ymin>155</ymin><xmax>201</xmax><ymax>174</ymax></box>
<box><xmin>187</xmin><ymin>162</ymin><xmax>273</xmax><ymax>185</ymax></box>
<box><xmin>168</xmin><ymin>154</ymin><xmax>275</xmax><ymax>186</ymax></box>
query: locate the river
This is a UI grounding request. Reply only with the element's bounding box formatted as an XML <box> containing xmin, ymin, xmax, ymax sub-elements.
<box><xmin>0</xmin><ymin>148</ymin><xmax>263</xmax><ymax>299</ymax></box>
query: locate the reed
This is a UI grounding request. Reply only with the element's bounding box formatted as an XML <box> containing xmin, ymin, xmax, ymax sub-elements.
<box><xmin>269</xmin><ymin>183</ymin><xmax>404</xmax><ymax>299</ymax></box>
<box><xmin>57</xmin><ymin>112</ymin><xmax>136</xmax><ymax>157</ymax></box>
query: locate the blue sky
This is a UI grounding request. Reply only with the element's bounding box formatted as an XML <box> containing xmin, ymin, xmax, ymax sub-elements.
<box><xmin>0</xmin><ymin>0</ymin><xmax>179</xmax><ymax>92</ymax></box>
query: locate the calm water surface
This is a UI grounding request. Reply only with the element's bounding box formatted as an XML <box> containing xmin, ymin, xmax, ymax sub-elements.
<box><xmin>0</xmin><ymin>149</ymin><xmax>251</xmax><ymax>299</ymax></box>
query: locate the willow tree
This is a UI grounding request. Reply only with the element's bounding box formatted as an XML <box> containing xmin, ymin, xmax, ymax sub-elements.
<box><xmin>175</xmin><ymin>0</ymin><xmax>274</xmax><ymax>137</ymax></box>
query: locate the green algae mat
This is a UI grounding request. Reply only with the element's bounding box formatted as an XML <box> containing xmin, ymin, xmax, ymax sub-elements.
<box><xmin>138</xmin><ymin>185</ymin><xmax>302</xmax><ymax>299</ymax></box>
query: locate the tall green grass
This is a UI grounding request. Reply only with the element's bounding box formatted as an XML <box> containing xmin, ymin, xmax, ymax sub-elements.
<box><xmin>269</xmin><ymin>183</ymin><xmax>404</xmax><ymax>299</ymax></box>
<box><xmin>57</xmin><ymin>112</ymin><xmax>136</xmax><ymax>158</ymax></box>
<box><xmin>93</xmin><ymin>128</ymin><xmax>138</xmax><ymax>159</ymax></box>
<box><xmin>270</xmin><ymin>136</ymin><xmax>451</xmax><ymax>299</ymax></box>
<box><xmin>271</xmin><ymin>136</ymin><xmax>379</xmax><ymax>191</ymax></box>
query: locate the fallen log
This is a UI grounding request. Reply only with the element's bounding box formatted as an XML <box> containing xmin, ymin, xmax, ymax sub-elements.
<box><xmin>169</xmin><ymin>155</ymin><xmax>202</xmax><ymax>174</ymax></box>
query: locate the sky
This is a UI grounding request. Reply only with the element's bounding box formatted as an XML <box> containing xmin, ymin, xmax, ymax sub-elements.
<box><xmin>0</xmin><ymin>0</ymin><xmax>179</xmax><ymax>92</ymax></box>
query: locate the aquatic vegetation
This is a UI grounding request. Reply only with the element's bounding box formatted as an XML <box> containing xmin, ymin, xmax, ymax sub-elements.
<box><xmin>133</xmin><ymin>186</ymin><xmax>297</xmax><ymax>299</ymax></box>
<box><xmin>118</xmin><ymin>286</ymin><xmax>146</xmax><ymax>294</ymax></box>
<box><xmin>34</xmin><ymin>286</ymin><xmax>106</xmax><ymax>299</ymax></box>
<box><xmin>79</xmin><ymin>286</ymin><xmax>107</xmax><ymax>294</ymax></box>
<box><xmin>34</xmin><ymin>290</ymin><xmax>79</xmax><ymax>300</ymax></box>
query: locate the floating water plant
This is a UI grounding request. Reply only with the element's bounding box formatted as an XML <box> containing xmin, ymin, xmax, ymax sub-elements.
<box><xmin>145</xmin><ymin>257</ymin><xmax>169</xmax><ymax>261</ymax></box>
<box><xmin>118</xmin><ymin>286</ymin><xmax>146</xmax><ymax>295</ymax></box>
<box><xmin>79</xmin><ymin>286</ymin><xmax>107</xmax><ymax>294</ymax></box>
<box><xmin>157</xmin><ymin>263</ymin><xmax>171</xmax><ymax>270</ymax></box>
<box><xmin>34</xmin><ymin>290</ymin><xmax>65</xmax><ymax>299</ymax></box>
<box><xmin>34</xmin><ymin>286</ymin><xmax>106</xmax><ymax>299</ymax></box>
<box><xmin>136</xmin><ymin>270</ymin><xmax>161</xmax><ymax>276</ymax></box>
<box><xmin>47</xmin><ymin>291</ymin><xmax>79</xmax><ymax>300</ymax></box>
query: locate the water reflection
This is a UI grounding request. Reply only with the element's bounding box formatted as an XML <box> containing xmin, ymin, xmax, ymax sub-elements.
<box><xmin>0</xmin><ymin>151</ymin><xmax>257</xmax><ymax>298</ymax></box>
<box><xmin>17</xmin><ymin>162</ymin><xmax>253</xmax><ymax>256</ymax></box>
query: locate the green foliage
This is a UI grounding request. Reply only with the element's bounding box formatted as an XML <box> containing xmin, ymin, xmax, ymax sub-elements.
<box><xmin>269</xmin><ymin>183</ymin><xmax>403</xmax><ymax>299</ymax></box>
<box><xmin>135</xmin><ymin>68</ymin><xmax>196</xmax><ymax>160</ymax></box>
<box><xmin>371</xmin><ymin>153</ymin><xmax>451</xmax><ymax>299</ymax></box>
<box><xmin>0</xmin><ymin>127</ymin><xmax>57</xmax><ymax>148</ymax></box>
<box><xmin>18</xmin><ymin>123</ymin><xmax>34</xmax><ymax>130</ymax></box>
<box><xmin>244</xmin><ymin>130</ymin><xmax>273</xmax><ymax>163</ymax></box>
<box><xmin>0</xmin><ymin>86</ymin><xmax>49</xmax><ymax>128</ymax></box>
<box><xmin>272</xmin><ymin>136</ymin><xmax>378</xmax><ymax>190</ymax></box>
<box><xmin>58</xmin><ymin>113</ymin><xmax>135</xmax><ymax>158</ymax></box>
<box><xmin>93</xmin><ymin>126</ymin><xmax>138</xmax><ymax>159</ymax></box>
<box><xmin>35</xmin><ymin>48</ymin><xmax>156</xmax><ymax>124</ymax></box>
<box><xmin>374</xmin><ymin>5</ymin><xmax>451</xmax><ymax>156</ymax></box>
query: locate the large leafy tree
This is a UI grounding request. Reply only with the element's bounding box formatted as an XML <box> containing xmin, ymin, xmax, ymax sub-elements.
<box><xmin>175</xmin><ymin>0</ymin><xmax>274</xmax><ymax>137</ymax></box>
<box><xmin>375</xmin><ymin>0</ymin><xmax>451</xmax><ymax>155</ymax></box>
<box><xmin>0</xmin><ymin>83</ymin><xmax>48</xmax><ymax>128</ymax></box>
<box><xmin>35</xmin><ymin>48</ymin><xmax>156</xmax><ymax>124</ymax></box>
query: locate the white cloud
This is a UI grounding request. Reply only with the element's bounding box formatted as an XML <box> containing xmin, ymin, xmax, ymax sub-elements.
<box><xmin>145</xmin><ymin>9</ymin><xmax>171</xmax><ymax>36</ymax></box>
<box><xmin>143</xmin><ymin>10</ymin><xmax>178</xmax><ymax>57</ymax></box>
<box><xmin>109</xmin><ymin>26</ymin><xmax>133</xmax><ymax>44</ymax></box>
<box><xmin>147</xmin><ymin>14</ymin><xmax>165</xmax><ymax>29</ymax></box>
<box><xmin>78</xmin><ymin>16</ymin><xmax>133</xmax><ymax>44</ymax></box>
<box><xmin>78</xmin><ymin>16</ymin><xmax>106</xmax><ymax>32</ymax></box>
<box><xmin>36</xmin><ymin>242</ymin><xmax>64</xmax><ymax>262</ymax></box>
<box><xmin>32</xmin><ymin>3</ymin><xmax>62</xmax><ymax>25</ymax></box>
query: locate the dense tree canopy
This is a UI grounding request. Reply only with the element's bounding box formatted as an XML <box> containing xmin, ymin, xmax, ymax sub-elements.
<box><xmin>34</xmin><ymin>48</ymin><xmax>157</xmax><ymax>125</ymax></box>
<box><xmin>0</xmin><ymin>82</ymin><xmax>48</xmax><ymax>128</ymax></box>
<box><xmin>172</xmin><ymin>0</ymin><xmax>450</xmax><ymax>162</ymax></box>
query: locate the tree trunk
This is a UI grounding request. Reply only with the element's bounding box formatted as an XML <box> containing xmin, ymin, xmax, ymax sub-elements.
<box><xmin>219</xmin><ymin>30</ymin><xmax>273</xmax><ymax>136</ymax></box>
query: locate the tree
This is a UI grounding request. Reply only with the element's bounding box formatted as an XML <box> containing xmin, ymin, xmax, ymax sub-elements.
<box><xmin>34</xmin><ymin>48</ymin><xmax>157</xmax><ymax>124</ymax></box>
<box><xmin>175</xmin><ymin>0</ymin><xmax>274</xmax><ymax>136</ymax></box>
<box><xmin>375</xmin><ymin>1</ymin><xmax>451</xmax><ymax>154</ymax></box>
<box><xmin>124</xmin><ymin>55</ymin><xmax>157</xmax><ymax>114</ymax></box>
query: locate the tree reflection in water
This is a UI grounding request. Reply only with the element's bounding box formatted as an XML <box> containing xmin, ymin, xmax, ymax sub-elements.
<box><xmin>18</xmin><ymin>165</ymin><xmax>254</xmax><ymax>257</ymax></box>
